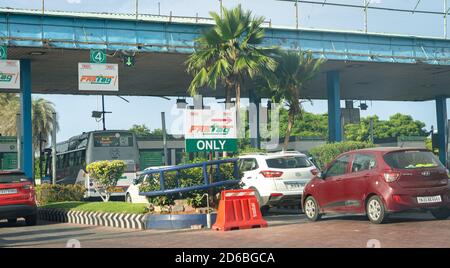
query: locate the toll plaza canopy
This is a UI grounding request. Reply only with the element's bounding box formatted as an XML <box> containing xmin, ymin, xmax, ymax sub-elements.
<box><xmin>0</xmin><ymin>8</ymin><xmax>449</xmax><ymax>177</ymax></box>
<box><xmin>1</xmin><ymin>8</ymin><xmax>450</xmax><ymax>100</ymax></box>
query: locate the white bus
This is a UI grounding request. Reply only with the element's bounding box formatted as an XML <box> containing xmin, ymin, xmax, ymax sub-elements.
<box><xmin>45</xmin><ymin>130</ymin><xmax>140</xmax><ymax>199</ymax></box>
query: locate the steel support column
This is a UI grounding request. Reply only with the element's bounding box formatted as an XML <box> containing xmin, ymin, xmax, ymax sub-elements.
<box><xmin>327</xmin><ymin>71</ymin><xmax>342</xmax><ymax>142</ymax></box>
<box><xmin>435</xmin><ymin>96</ymin><xmax>448</xmax><ymax>166</ymax></box>
<box><xmin>249</xmin><ymin>89</ymin><xmax>261</xmax><ymax>149</ymax></box>
<box><xmin>20</xmin><ymin>59</ymin><xmax>33</xmax><ymax>179</ymax></box>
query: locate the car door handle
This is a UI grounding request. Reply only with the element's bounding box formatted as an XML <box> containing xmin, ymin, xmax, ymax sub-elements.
<box><xmin>336</xmin><ymin>178</ymin><xmax>343</xmax><ymax>182</ymax></box>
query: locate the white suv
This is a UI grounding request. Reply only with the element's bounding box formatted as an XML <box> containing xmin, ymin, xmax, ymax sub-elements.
<box><xmin>238</xmin><ymin>151</ymin><xmax>318</xmax><ymax>214</ymax></box>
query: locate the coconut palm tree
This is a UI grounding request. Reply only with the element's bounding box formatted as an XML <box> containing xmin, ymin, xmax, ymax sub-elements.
<box><xmin>31</xmin><ymin>98</ymin><xmax>59</xmax><ymax>149</ymax></box>
<box><xmin>0</xmin><ymin>94</ymin><xmax>59</xmax><ymax>149</ymax></box>
<box><xmin>260</xmin><ymin>50</ymin><xmax>325</xmax><ymax>151</ymax></box>
<box><xmin>186</xmin><ymin>5</ymin><xmax>277</xmax><ymax>126</ymax></box>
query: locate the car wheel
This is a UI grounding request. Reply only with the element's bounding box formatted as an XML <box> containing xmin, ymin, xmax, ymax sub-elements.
<box><xmin>125</xmin><ymin>193</ymin><xmax>132</xmax><ymax>203</ymax></box>
<box><xmin>7</xmin><ymin>218</ymin><xmax>17</xmax><ymax>224</ymax></box>
<box><xmin>25</xmin><ymin>214</ymin><xmax>37</xmax><ymax>226</ymax></box>
<box><xmin>431</xmin><ymin>207</ymin><xmax>450</xmax><ymax>220</ymax></box>
<box><xmin>304</xmin><ymin>196</ymin><xmax>321</xmax><ymax>222</ymax></box>
<box><xmin>366</xmin><ymin>195</ymin><xmax>388</xmax><ymax>224</ymax></box>
<box><xmin>253</xmin><ymin>189</ymin><xmax>269</xmax><ymax>215</ymax></box>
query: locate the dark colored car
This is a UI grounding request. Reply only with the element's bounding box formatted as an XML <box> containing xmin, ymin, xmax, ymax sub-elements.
<box><xmin>0</xmin><ymin>170</ymin><xmax>37</xmax><ymax>226</ymax></box>
<box><xmin>302</xmin><ymin>148</ymin><xmax>450</xmax><ymax>224</ymax></box>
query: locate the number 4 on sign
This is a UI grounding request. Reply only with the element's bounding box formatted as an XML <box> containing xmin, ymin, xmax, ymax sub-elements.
<box><xmin>90</xmin><ymin>50</ymin><xmax>106</xmax><ymax>64</ymax></box>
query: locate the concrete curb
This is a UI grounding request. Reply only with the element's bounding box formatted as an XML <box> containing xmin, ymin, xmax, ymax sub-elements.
<box><xmin>38</xmin><ymin>208</ymin><xmax>146</xmax><ymax>230</ymax></box>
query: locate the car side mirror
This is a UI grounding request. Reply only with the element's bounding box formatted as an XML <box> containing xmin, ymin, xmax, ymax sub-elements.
<box><xmin>318</xmin><ymin>171</ymin><xmax>326</xmax><ymax>179</ymax></box>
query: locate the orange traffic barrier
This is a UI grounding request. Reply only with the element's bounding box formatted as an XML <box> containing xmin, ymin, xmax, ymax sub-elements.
<box><xmin>212</xmin><ymin>189</ymin><xmax>268</xmax><ymax>231</ymax></box>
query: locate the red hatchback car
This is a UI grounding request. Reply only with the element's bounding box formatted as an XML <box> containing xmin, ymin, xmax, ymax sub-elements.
<box><xmin>303</xmin><ymin>148</ymin><xmax>450</xmax><ymax>224</ymax></box>
<box><xmin>0</xmin><ymin>170</ymin><xmax>37</xmax><ymax>226</ymax></box>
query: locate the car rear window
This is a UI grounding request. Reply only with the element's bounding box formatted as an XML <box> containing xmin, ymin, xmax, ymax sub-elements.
<box><xmin>266</xmin><ymin>156</ymin><xmax>312</xmax><ymax>169</ymax></box>
<box><xmin>0</xmin><ymin>173</ymin><xmax>30</xmax><ymax>183</ymax></box>
<box><xmin>383</xmin><ymin>150</ymin><xmax>443</xmax><ymax>169</ymax></box>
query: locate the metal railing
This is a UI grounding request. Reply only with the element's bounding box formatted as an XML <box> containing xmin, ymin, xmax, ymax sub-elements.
<box><xmin>1</xmin><ymin>0</ymin><xmax>449</xmax><ymax>38</ymax></box>
<box><xmin>139</xmin><ymin>158</ymin><xmax>240</xmax><ymax>197</ymax></box>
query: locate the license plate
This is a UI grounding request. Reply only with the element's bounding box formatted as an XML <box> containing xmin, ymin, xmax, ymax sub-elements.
<box><xmin>112</xmin><ymin>187</ymin><xmax>125</xmax><ymax>193</ymax></box>
<box><xmin>285</xmin><ymin>183</ymin><xmax>302</xmax><ymax>190</ymax></box>
<box><xmin>417</xmin><ymin>195</ymin><xmax>442</xmax><ymax>204</ymax></box>
<box><xmin>0</xmin><ymin>188</ymin><xmax>18</xmax><ymax>195</ymax></box>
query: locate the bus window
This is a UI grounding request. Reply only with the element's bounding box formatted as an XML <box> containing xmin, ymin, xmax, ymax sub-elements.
<box><xmin>63</xmin><ymin>154</ymin><xmax>69</xmax><ymax>168</ymax></box>
<box><xmin>80</xmin><ymin>150</ymin><xmax>86</xmax><ymax>167</ymax></box>
<box><xmin>74</xmin><ymin>151</ymin><xmax>80</xmax><ymax>165</ymax></box>
<box><xmin>57</xmin><ymin>155</ymin><xmax>62</xmax><ymax>169</ymax></box>
<box><xmin>68</xmin><ymin>153</ymin><xmax>74</xmax><ymax>167</ymax></box>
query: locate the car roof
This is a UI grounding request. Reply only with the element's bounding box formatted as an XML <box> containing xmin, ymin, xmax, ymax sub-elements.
<box><xmin>346</xmin><ymin>147</ymin><xmax>429</xmax><ymax>154</ymax></box>
<box><xmin>240</xmin><ymin>151</ymin><xmax>307</xmax><ymax>158</ymax></box>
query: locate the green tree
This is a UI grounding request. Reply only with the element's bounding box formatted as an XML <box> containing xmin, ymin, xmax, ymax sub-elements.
<box><xmin>86</xmin><ymin>160</ymin><xmax>126</xmax><ymax>202</ymax></box>
<box><xmin>186</xmin><ymin>5</ymin><xmax>277</xmax><ymax>130</ymax></box>
<box><xmin>344</xmin><ymin>113</ymin><xmax>427</xmax><ymax>142</ymax></box>
<box><xmin>129</xmin><ymin>125</ymin><xmax>163</xmax><ymax>139</ymax></box>
<box><xmin>258</xmin><ymin>51</ymin><xmax>324</xmax><ymax>150</ymax></box>
<box><xmin>0</xmin><ymin>94</ymin><xmax>59</xmax><ymax>149</ymax></box>
<box><xmin>278</xmin><ymin>109</ymin><xmax>328</xmax><ymax>138</ymax></box>
<box><xmin>129</xmin><ymin>124</ymin><xmax>151</xmax><ymax>137</ymax></box>
<box><xmin>32</xmin><ymin>98</ymin><xmax>59</xmax><ymax>149</ymax></box>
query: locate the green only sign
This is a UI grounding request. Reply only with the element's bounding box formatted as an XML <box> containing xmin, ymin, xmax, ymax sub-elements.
<box><xmin>186</xmin><ymin>138</ymin><xmax>237</xmax><ymax>153</ymax></box>
<box><xmin>90</xmin><ymin>49</ymin><xmax>106</xmax><ymax>63</ymax></box>
<box><xmin>0</xmin><ymin>45</ymin><xmax>7</xmax><ymax>59</ymax></box>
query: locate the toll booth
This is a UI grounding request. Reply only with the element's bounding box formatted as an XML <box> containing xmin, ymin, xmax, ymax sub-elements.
<box><xmin>0</xmin><ymin>136</ymin><xmax>18</xmax><ymax>170</ymax></box>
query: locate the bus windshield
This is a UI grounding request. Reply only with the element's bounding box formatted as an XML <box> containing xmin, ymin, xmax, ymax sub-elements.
<box><xmin>93</xmin><ymin>132</ymin><xmax>134</xmax><ymax>147</ymax></box>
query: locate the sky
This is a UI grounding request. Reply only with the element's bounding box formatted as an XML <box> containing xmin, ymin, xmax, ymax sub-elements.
<box><xmin>1</xmin><ymin>0</ymin><xmax>450</xmax><ymax>140</ymax></box>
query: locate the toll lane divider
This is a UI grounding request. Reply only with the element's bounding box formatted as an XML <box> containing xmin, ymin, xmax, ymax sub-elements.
<box><xmin>213</xmin><ymin>189</ymin><xmax>268</xmax><ymax>231</ymax></box>
<box><xmin>38</xmin><ymin>208</ymin><xmax>146</xmax><ymax>229</ymax></box>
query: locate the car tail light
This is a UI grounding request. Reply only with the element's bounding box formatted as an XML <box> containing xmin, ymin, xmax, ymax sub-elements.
<box><xmin>393</xmin><ymin>195</ymin><xmax>402</xmax><ymax>203</ymax></box>
<box><xmin>383</xmin><ymin>172</ymin><xmax>400</xmax><ymax>183</ymax></box>
<box><xmin>310</xmin><ymin>169</ymin><xmax>319</xmax><ymax>176</ymax></box>
<box><xmin>260</xmin><ymin>170</ymin><xmax>283</xmax><ymax>178</ymax></box>
<box><xmin>270</xmin><ymin>193</ymin><xmax>283</xmax><ymax>197</ymax></box>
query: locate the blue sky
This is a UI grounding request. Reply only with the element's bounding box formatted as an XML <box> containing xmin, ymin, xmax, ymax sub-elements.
<box><xmin>1</xmin><ymin>0</ymin><xmax>449</xmax><ymax>140</ymax></box>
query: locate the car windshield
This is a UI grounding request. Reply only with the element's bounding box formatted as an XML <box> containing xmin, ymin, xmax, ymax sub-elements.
<box><xmin>266</xmin><ymin>156</ymin><xmax>312</xmax><ymax>169</ymax></box>
<box><xmin>383</xmin><ymin>150</ymin><xmax>443</xmax><ymax>169</ymax></box>
<box><xmin>0</xmin><ymin>173</ymin><xmax>29</xmax><ymax>183</ymax></box>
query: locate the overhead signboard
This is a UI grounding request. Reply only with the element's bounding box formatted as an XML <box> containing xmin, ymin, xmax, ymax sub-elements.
<box><xmin>123</xmin><ymin>55</ymin><xmax>135</xmax><ymax>67</ymax></box>
<box><xmin>90</xmin><ymin>49</ymin><xmax>106</xmax><ymax>64</ymax></box>
<box><xmin>185</xmin><ymin>109</ymin><xmax>237</xmax><ymax>152</ymax></box>
<box><xmin>0</xmin><ymin>60</ymin><xmax>20</xmax><ymax>89</ymax></box>
<box><xmin>78</xmin><ymin>63</ymin><xmax>119</xmax><ymax>91</ymax></box>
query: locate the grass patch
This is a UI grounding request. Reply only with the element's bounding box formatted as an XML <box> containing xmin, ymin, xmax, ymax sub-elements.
<box><xmin>40</xmin><ymin>201</ymin><xmax>149</xmax><ymax>214</ymax></box>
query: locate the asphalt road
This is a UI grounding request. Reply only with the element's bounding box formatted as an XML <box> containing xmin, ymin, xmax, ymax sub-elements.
<box><xmin>1</xmin><ymin>210</ymin><xmax>449</xmax><ymax>248</ymax></box>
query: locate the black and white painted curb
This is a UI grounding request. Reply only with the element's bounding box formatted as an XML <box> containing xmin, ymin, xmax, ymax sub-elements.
<box><xmin>38</xmin><ymin>208</ymin><xmax>146</xmax><ymax>229</ymax></box>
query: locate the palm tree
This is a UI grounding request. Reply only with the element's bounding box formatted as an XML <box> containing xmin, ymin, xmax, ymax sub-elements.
<box><xmin>261</xmin><ymin>50</ymin><xmax>324</xmax><ymax>151</ymax></box>
<box><xmin>0</xmin><ymin>94</ymin><xmax>58</xmax><ymax>149</ymax></box>
<box><xmin>186</xmin><ymin>5</ymin><xmax>277</xmax><ymax>128</ymax></box>
<box><xmin>31</xmin><ymin>98</ymin><xmax>59</xmax><ymax>149</ymax></box>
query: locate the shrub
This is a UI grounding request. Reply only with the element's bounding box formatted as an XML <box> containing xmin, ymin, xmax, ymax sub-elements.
<box><xmin>139</xmin><ymin>158</ymin><xmax>242</xmax><ymax>208</ymax></box>
<box><xmin>36</xmin><ymin>184</ymin><xmax>86</xmax><ymax>206</ymax></box>
<box><xmin>86</xmin><ymin>160</ymin><xmax>126</xmax><ymax>202</ymax></box>
<box><xmin>309</xmin><ymin>141</ymin><xmax>374</xmax><ymax>170</ymax></box>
